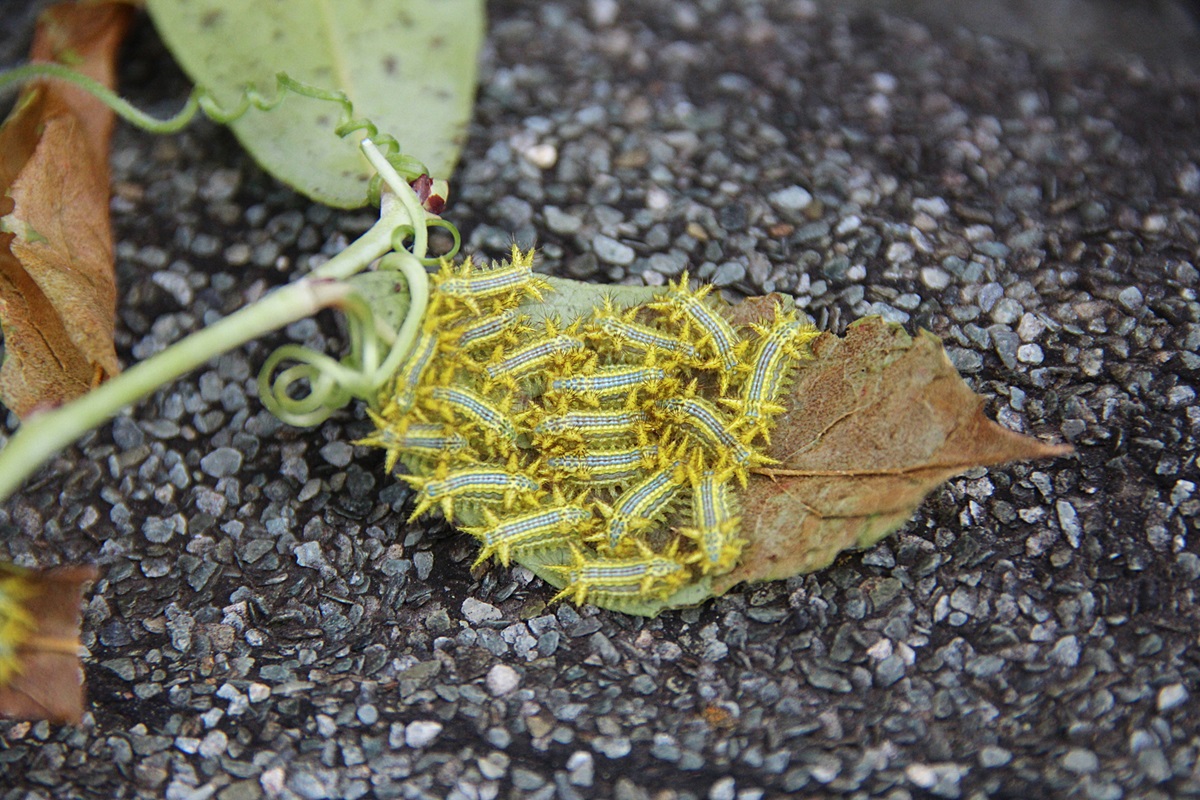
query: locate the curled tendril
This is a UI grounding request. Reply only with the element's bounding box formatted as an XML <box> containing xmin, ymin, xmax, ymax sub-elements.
<box><xmin>257</xmin><ymin>248</ymin><xmax>436</xmax><ymax>427</ymax></box>
<box><xmin>0</xmin><ymin>64</ymin><xmax>425</xmax><ymax>206</ymax></box>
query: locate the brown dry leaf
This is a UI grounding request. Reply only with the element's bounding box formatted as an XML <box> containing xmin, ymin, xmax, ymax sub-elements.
<box><xmin>0</xmin><ymin>2</ymin><xmax>134</xmax><ymax>418</ymax></box>
<box><xmin>0</xmin><ymin>565</ymin><xmax>98</xmax><ymax>725</ymax></box>
<box><xmin>713</xmin><ymin>308</ymin><xmax>1072</xmax><ymax>595</ymax></box>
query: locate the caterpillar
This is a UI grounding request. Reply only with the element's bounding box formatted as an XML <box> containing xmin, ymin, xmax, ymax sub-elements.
<box><xmin>435</xmin><ymin>246</ymin><xmax>550</xmax><ymax>315</ymax></box>
<box><xmin>592</xmin><ymin>459</ymin><xmax>685</xmax><ymax>550</ymax></box>
<box><xmin>679</xmin><ymin>465</ymin><xmax>745</xmax><ymax>575</ymax></box>
<box><xmin>385</xmin><ymin>329</ymin><xmax>441</xmax><ymax>416</ymax></box>
<box><xmin>358</xmin><ymin>417</ymin><xmax>470</xmax><ymax>472</ymax></box>
<box><xmin>648</xmin><ymin>274</ymin><xmax>745</xmax><ymax>388</ymax></box>
<box><xmin>530</xmin><ymin>409</ymin><xmax>649</xmax><ymax>443</ymax></box>
<box><xmin>545</xmin><ymin>365</ymin><xmax>667</xmax><ymax>405</ymax></box>
<box><xmin>453</xmin><ymin>308</ymin><xmax>528</xmax><ymax>352</ymax></box>
<box><xmin>547</xmin><ymin>543</ymin><xmax>689</xmax><ymax>606</ymax></box>
<box><xmin>722</xmin><ymin>307</ymin><xmax>819</xmax><ymax>441</ymax></box>
<box><xmin>654</xmin><ymin>396</ymin><xmax>775</xmax><ymax>484</ymax></box>
<box><xmin>466</xmin><ymin>504</ymin><xmax>594</xmax><ymax>568</ymax></box>
<box><xmin>402</xmin><ymin>464</ymin><xmax>540</xmax><ymax>521</ymax></box>
<box><xmin>484</xmin><ymin>333</ymin><xmax>587</xmax><ymax>386</ymax></box>
<box><xmin>587</xmin><ymin>298</ymin><xmax>701</xmax><ymax>363</ymax></box>
<box><xmin>427</xmin><ymin>386</ymin><xmax>516</xmax><ymax>445</ymax></box>
<box><xmin>544</xmin><ymin>444</ymin><xmax>659</xmax><ymax>486</ymax></box>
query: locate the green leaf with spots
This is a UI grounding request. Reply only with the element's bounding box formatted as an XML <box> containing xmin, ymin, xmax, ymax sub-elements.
<box><xmin>146</xmin><ymin>0</ymin><xmax>485</xmax><ymax>208</ymax></box>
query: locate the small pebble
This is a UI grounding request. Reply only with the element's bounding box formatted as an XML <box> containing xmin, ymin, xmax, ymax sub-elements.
<box><xmin>487</xmin><ymin>664</ymin><xmax>521</xmax><ymax>696</ymax></box>
<box><xmin>404</xmin><ymin>721</ymin><xmax>443</xmax><ymax>749</ymax></box>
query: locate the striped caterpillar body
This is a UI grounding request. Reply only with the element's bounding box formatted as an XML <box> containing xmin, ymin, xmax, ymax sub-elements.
<box><xmin>402</xmin><ymin>465</ymin><xmax>540</xmax><ymax>521</ymax></box>
<box><xmin>385</xmin><ymin>330</ymin><xmax>441</xmax><ymax>416</ymax></box>
<box><xmin>434</xmin><ymin>246</ymin><xmax>551</xmax><ymax>315</ymax></box>
<box><xmin>358</xmin><ymin>417</ymin><xmax>470</xmax><ymax>473</ymax></box>
<box><xmin>427</xmin><ymin>386</ymin><xmax>516</xmax><ymax>446</ymax></box>
<box><xmin>654</xmin><ymin>396</ymin><xmax>775</xmax><ymax>485</ymax></box>
<box><xmin>466</xmin><ymin>505</ymin><xmax>594</xmax><ymax>568</ymax></box>
<box><xmin>680</xmin><ymin>465</ymin><xmax>745</xmax><ymax>575</ymax></box>
<box><xmin>544</xmin><ymin>445</ymin><xmax>659</xmax><ymax>486</ymax></box>
<box><xmin>722</xmin><ymin>307</ymin><xmax>818</xmax><ymax>442</ymax></box>
<box><xmin>453</xmin><ymin>308</ymin><xmax>528</xmax><ymax>352</ymax></box>
<box><xmin>530</xmin><ymin>409</ymin><xmax>649</xmax><ymax>444</ymax></box>
<box><xmin>592</xmin><ymin>459</ymin><xmax>685</xmax><ymax>550</ymax></box>
<box><xmin>484</xmin><ymin>332</ymin><xmax>587</xmax><ymax>386</ymax></box>
<box><xmin>547</xmin><ymin>544</ymin><xmax>689</xmax><ymax>606</ymax></box>
<box><xmin>648</xmin><ymin>274</ymin><xmax>746</xmax><ymax>389</ymax></box>
<box><xmin>545</xmin><ymin>365</ymin><xmax>667</xmax><ymax>405</ymax></box>
<box><xmin>586</xmin><ymin>298</ymin><xmax>701</xmax><ymax>364</ymax></box>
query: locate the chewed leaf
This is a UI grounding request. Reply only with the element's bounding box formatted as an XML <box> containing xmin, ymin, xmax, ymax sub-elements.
<box><xmin>146</xmin><ymin>0</ymin><xmax>485</xmax><ymax>207</ymax></box>
<box><xmin>712</xmin><ymin>311</ymin><xmax>1072</xmax><ymax>595</ymax></box>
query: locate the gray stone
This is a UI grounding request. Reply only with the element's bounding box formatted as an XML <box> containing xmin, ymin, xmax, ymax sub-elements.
<box><xmin>769</xmin><ymin>185</ymin><xmax>813</xmax><ymax>211</ymax></box>
<box><xmin>199</xmin><ymin>447</ymin><xmax>242</xmax><ymax>478</ymax></box>
<box><xmin>593</xmin><ymin>234</ymin><xmax>635</xmax><ymax>265</ymax></box>
<box><xmin>1118</xmin><ymin>285</ymin><xmax>1144</xmax><ymax>311</ymax></box>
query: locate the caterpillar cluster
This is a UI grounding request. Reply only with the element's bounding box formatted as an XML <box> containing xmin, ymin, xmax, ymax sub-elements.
<box><xmin>359</xmin><ymin>247</ymin><xmax>819</xmax><ymax>610</ymax></box>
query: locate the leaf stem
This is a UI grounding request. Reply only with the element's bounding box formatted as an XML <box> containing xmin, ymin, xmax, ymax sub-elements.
<box><xmin>0</xmin><ymin>279</ymin><xmax>354</xmax><ymax>504</ymax></box>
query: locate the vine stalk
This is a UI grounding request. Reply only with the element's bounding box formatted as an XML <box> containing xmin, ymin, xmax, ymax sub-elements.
<box><xmin>0</xmin><ymin>140</ymin><xmax>434</xmax><ymax>504</ymax></box>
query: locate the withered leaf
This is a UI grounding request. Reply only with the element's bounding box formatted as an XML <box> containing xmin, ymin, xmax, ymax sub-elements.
<box><xmin>712</xmin><ymin>309</ymin><xmax>1072</xmax><ymax>595</ymax></box>
<box><xmin>0</xmin><ymin>565</ymin><xmax>98</xmax><ymax>725</ymax></box>
<box><xmin>0</xmin><ymin>2</ymin><xmax>133</xmax><ymax>418</ymax></box>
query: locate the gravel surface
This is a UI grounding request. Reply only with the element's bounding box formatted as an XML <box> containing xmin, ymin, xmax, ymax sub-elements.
<box><xmin>2</xmin><ymin>1</ymin><xmax>1199</xmax><ymax>798</ymax></box>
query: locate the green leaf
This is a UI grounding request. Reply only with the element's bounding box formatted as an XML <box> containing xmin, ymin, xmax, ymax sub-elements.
<box><xmin>146</xmin><ymin>0</ymin><xmax>485</xmax><ymax>208</ymax></box>
<box><xmin>531</xmin><ymin>277</ymin><xmax>659</xmax><ymax>325</ymax></box>
<box><xmin>347</xmin><ymin>269</ymin><xmax>412</xmax><ymax>334</ymax></box>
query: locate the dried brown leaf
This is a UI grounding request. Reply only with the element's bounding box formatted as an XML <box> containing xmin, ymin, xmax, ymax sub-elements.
<box><xmin>713</xmin><ymin>312</ymin><xmax>1071</xmax><ymax>594</ymax></box>
<box><xmin>0</xmin><ymin>2</ymin><xmax>133</xmax><ymax>418</ymax></box>
<box><xmin>0</xmin><ymin>565</ymin><xmax>98</xmax><ymax>725</ymax></box>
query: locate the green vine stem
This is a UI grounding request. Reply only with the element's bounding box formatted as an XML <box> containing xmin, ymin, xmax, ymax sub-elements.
<box><xmin>0</xmin><ymin>65</ymin><xmax>429</xmax><ymax>200</ymax></box>
<box><xmin>0</xmin><ymin>279</ymin><xmax>351</xmax><ymax>502</ymax></box>
<box><xmin>255</xmin><ymin>142</ymin><xmax>433</xmax><ymax>426</ymax></box>
<box><xmin>0</xmin><ymin>138</ymin><xmax>436</xmax><ymax>504</ymax></box>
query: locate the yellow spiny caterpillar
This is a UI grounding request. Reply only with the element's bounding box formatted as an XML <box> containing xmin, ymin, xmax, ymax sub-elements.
<box><xmin>483</xmin><ymin>320</ymin><xmax>587</xmax><ymax>385</ymax></box>
<box><xmin>592</xmin><ymin>457</ymin><xmax>686</xmax><ymax>550</ymax></box>
<box><xmin>401</xmin><ymin>461</ymin><xmax>540</xmax><ymax>521</ymax></box>
<box><xmin>722</xmin><ymin>307</ymin><xmax>819</xmax><ymax>442</ymax></box>
<box><xmin>544</xmin><ymin>364</ymin><xmax>668</xmax><ymax>405</ymax></box>
<box><xmin>544</xmin><ymin>444</ymin><xmax>659</xmax><ymax>485</ymax></box>
<box><xmin>356</xmin><ymin>416</ymin><xmax>470</xmax><ymax>472</ymax></box>
<box><xmin>680</xmin><ymin>461</ymin><xmax>745</xmax><ymax>575</ymax></box>
<box><xmin>465</xmin><ymin>503</ymin><xmax>595</xmax><ymax>568</ymax></box>
<box><xmin>547</xmin><ymin>543</ymin><xmax>690</xmax><ymax>606</ymax></box>
<box><xmin>529</xmin><ymin>409</ymin><xmax>650</xmax><ymax>446</ymax></box>
<box><xmin>452</xmin><ymin>308</ymin><xmax>529</xmax><ymax>352</ymax></box>
<box><xmin>386</xmin><ymin>329</ymin><xmax>441</xmax><ymax>416</ymax></box>
<box><xmin>586</xmin><ymin>297</ymin><xmax>702</xmax><ymax>364</ymax></box>
<box><xmin>654</xmin><ymin>395</ymin><xmax>776</xmax><ymax>485</ymax></box>
<box><xmin>648</xmin><ymin>273</ymin><xmax>747</xmax><ymax>389</ymax></box>
<box><xmin>362</xmin><ymin>247</ymin><xmax>814</xmax><ymax>610</ymax></box>
<box><xmin>433</xmin><ymin>245</ymin><xmax>551</xmax><ymax>316</ymax></box>
<box><xmin>426</xmin><ymin>385</ymin><xmax>517</xmax><ymax>446</ymax></box>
